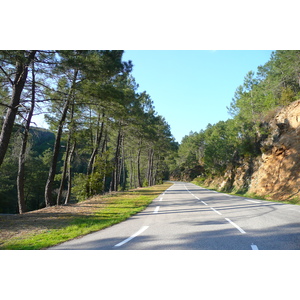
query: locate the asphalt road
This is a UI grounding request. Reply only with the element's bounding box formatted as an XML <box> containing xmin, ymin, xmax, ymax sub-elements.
<box><xmin>49</xmin><ymin>181</ymin><xmax>300</xmax><ymax>250</ymax></box>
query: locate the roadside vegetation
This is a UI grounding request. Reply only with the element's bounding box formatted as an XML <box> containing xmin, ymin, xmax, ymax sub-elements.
<box><xmin>2</xmin><ymin>50</ymin><xmax>300</xmax><ymax>249</ymax></box>
<box><xmin>191</xmin><ymin>178</ymin><xmax>300</xmax><ymax>206</ymax></box>
<box><xmin>173</xmin><ymin>51</ymin><xmax>300</xmax><ymax>181</ymax></box>
<box><xmin>0</xmin><ymin>51</ymin><xmax>178</xmax><ymax>214</ymax></box>
<box><xmin>0</xmin><ymin>182</ymin><xmax>172</xmax><ymax>250</ymax></box>
<box><xmin>172</xmin><ymin>51</ymin><xmax>300</xmax><ymax>202</ymax></box>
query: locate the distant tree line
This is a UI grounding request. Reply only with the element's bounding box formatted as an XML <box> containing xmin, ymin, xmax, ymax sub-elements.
<box><xmin>173</xmin><ymin>50</ymin><xmax>300</xmax><ymax>181</ymax></box>
<box><xmin>0</xmin><ymin>51</ymin><xmax>178</xmax><ymax>214</ymax></box>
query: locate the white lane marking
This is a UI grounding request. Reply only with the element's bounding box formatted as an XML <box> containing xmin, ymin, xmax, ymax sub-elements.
<box><xmin>201</xmin><ymin>201</ymin><xmax>208</xmax><ymax>206</ymax></box>
<box><xmin>225</xmin><ymin>218</ymin><xmax>246</xmax><ymax>234</ymax></box>
<box><xmin>251</xmin><ymin>244</ymin><xmax>259</xmax><ymax>250</ymax></box>
<box><xmin>210</xmin><ymin>207</ymin><xmax>222</xmax><ymax>215</ymax></box>
<box><xmin>159</xmin><ymin>197</ymin><xmax>163</xmax><ymax>201</ymax></box>
<box><xmin>114</xmin><ymin>226</ymin><xmax>149</xmax><ymax>247</ymax></box>
<box><xmin>246</xmin><ymin>199</ymin><xmax>261</xmax><ymax>204</ymax></box>
<box><xmin>153</xmin><ymin>206</ymin><xmax>160</xmax><ymax>213</ymax></box>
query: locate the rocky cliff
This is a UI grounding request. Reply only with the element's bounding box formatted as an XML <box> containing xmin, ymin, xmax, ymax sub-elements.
<box><xmin>205</xmin><ymin>100</ymin><xmax>300</xmax><ymax>201</ymax></box>
<box><xmin>248</xmin><ymin>99</ymin><xmax>300</xmax><ymax>200</ymax></box>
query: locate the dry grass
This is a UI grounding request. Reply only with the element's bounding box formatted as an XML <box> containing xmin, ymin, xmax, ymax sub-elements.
<box><xmin>0</xmin><ymin>182</ymin><xmax>172</xmax><ymax>249</ymax></box>
<box><xmin>0</xmin><ymin>196</ymin><xmax>110</xmax><ymax>242</ymax></box>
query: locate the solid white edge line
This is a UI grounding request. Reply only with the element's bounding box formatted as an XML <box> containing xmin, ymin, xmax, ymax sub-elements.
<box><xmin>251</xmin><ymin>244</ymin><xmax>259</xmax><ymax>250</ymax></box>
<box><xmin>246</xmin><ymin>199</ymin><xmax>261</xmax><ymax>204</ymax></box>
<box><xmin>211</xmin><ymin>207</ymin><xmax>222</xmax><ymax>215</ymax></box>
<box><xmin>153</xmin><ymin>206</ymin><xmax>160</xmax><ymax>213</ymax></box>
<box><xmin>225</xmin><ymin>218</ymin><xmax>246</xmax><ymax>234</ymax></box>
<box><xmin>114</xmin><ymin>226</ymin><xmax>149</xmax><ymax>247</ymax></box>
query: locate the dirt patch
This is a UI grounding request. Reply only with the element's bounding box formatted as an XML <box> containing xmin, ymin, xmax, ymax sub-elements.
<box><xmin>0</xmin><ymin>195</ymin><xmax>112</xmax><ymax>244</ymax></box>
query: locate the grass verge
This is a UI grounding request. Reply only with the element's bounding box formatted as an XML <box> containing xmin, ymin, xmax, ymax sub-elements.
<box><xmin>191</xmin><ymin>180</ymin><xmax>300</xmax><ymax>205</ymax></box>
<box><xmin>1</xmin><ymin>182</ymin><xmax>172</xmax><ymax>250</ymax></box>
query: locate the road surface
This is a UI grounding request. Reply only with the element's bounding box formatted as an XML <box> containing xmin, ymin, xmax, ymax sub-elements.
<box><xmin>49</xmin><ymin>182</ymin><xmax>300</xmax><ymax>250</ymax></box>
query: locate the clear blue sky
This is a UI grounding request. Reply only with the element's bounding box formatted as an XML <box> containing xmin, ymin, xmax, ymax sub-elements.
<box><xmin>122</xmin><ymin>50</ymin><xmax>274</xmax><ymax>143</ymax></box>
<box><xmin>32</xmin><ymin>50</ymin><xmax>274</xmax><ymax>143</ymax></box>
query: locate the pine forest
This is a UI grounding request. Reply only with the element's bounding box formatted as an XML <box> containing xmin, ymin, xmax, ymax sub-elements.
<box><xmin>1</xmin><ymin>50</ymin><xmax>300</xmax><ymax>214</ymax></box>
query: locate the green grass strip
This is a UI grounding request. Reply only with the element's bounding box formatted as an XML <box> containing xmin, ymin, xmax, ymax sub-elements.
<box><xmin>1</xmin><ymin>182</ymin><xmax>172</xmax><ymax>250</ymax></box>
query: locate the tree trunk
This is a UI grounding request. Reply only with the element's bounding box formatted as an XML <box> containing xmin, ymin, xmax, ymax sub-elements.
<box><xmin>56</xmin><ymin>93</ymin><xmax>76</xmax><ymax>205</ymax></box>
<box><xmin>56</xmin><ymin>137</ymin><xmax>71</xmax><ymax>205</ymax></box>
<box><xmin>0</xmin><ymin>50</ymin><xmax>36</xmax><ymax>167</ymax></box>
<box><xmin>17</xmin><ymin>58</ymin><xmax>36</xmax><ymax>214</ymax></box>
<box><xmin>121</xmin><ymin>134</ymin><xmax>126</xmax><ymax>190</ymax></box>
<box><xmin>136</xmin><ymin>139</ymin><xmax>142</xmax><ymax>187</ymax></box>
<box><xmin>101</xmin><ymin>132</ymin><xmax>108</xmax><ymax>192</ymax></box>
<box><xmin>87</xmin><ymin>113</ymin><xmax>105</xmax><ymax>175</ymax></box>
<box><xmin>44</xmin><ymin>69</ymin><xmax>78</xmax><ymax>207</ymax></box>
<box><xmin>147</xmin><ymin>148</ymin><xmax>154</xmax><ymax>186</ymax></box>
<box><xmin>65</xmin><ymin>141</ymin><xmax>76</xmax><ymax>204</ymax></box>
<box><xmin>129</xmin><ymin>150</ymin><xmax>134</xmax><ymax>188</ymax></box>
<box><xmin>153</xmin><ymin>155</ymin><xmax>160</xmax><ymax>185</ymax></box>
<box><xmin>110</xmin><ymin>128</ymin><xmax>122</xmax><ymax>192</ymax></box>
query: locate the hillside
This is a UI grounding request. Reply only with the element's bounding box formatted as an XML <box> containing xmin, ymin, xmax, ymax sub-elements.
<box><xmin>249</xmin><ymin>100</ymin><xmax>300</xmax><ymax>200</ymax></box>
<box><xmin>29</xmin><ymin>127</ymin><xmax>55</xmax><ymax>154</ymax></box>
<box><xmin>0</xmin><ymin>126</ymin><xmax>55</xmax><ymax>214</ymax></box>
<box><xmin>203</xmin><ymin>100</ymin><xmax>300</xmax><ymax>201</ymax></box>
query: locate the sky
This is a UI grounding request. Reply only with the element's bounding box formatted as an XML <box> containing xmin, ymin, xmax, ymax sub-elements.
<box><xmin>31</xmin><ymin>50</ymin><xmax>274</xmax><ymax>143</ymax></box>
<box><xmin>122</xmin><ymin>50</ymin><xmax>274</xmax><ymax>143</ymax></box>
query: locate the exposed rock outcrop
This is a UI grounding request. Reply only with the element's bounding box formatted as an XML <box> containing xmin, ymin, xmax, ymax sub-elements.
<box><xmin>205</xmin><ymin>100</ymin><xmax>300</xmax><ymax>201</ymax></box>
<box><xmin>248</xmin><ymin>100</ymin><xmax>300</xmax><ymax>200</ymax></box>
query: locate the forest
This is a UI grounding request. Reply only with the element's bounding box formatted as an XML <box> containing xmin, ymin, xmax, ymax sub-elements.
<box><xmin>174</xmin><ymin>50</ymin><xmax>300</xmax><ymax>186</ymax></box>
<box><xmin>1</xmin><ymin>50</ymin><xmax>300</xmax><ymax>214</ymax></box>
<box><xmin>0</xmin><ymin>51</ymin><xmax>178</xmax><ymax>214</ymax></box>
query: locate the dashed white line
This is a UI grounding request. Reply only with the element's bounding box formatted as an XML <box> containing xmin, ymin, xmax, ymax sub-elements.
<box><xmin>251</xmin><ymin>244</ymin><xmax>259</xmax><ymax>250</ymax></box>
<box><xmin>246</xmin><ymin>199</ymin><xmax>261</xmax><ymax>204</ymax></box>
<box><xmin>159</xmin><ymin>197</ymin><xmax>163</xmax><ymax>201</ymax></box>
<box><xmin>210</xmin><ymin>207</ymin><xmax>222</xmax><ymax>215</ymax></box>
<box><xmin>153</xmin><ymin>206</ymin><xmax>160</xmax><ymax>213</ymax></box>
<box><xmin>225</xmin><ymin>218</ymin><xmax>246</xmax><ymax>234</ymax></box>
<box><xmin>201</xmin><ymin>201</ymin><xmax>208</xmax><ymax>206</ymax></box>
<box><xmin>114</xmin><ymin>226</ymin><xmax>149</xmax><ymax>247</ymax></box>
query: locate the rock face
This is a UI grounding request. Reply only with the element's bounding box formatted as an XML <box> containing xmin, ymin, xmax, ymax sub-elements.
<box><xmin>205</xmin><ymin>100</ymin><xmax>300</xmax><ymax>201</ymax></box>
<box><xmin>248</xmin><ymin>100</ymin><xmax>300</xmax><ymax>200</ymax></box>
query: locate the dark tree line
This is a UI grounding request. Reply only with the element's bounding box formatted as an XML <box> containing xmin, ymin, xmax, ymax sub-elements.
<box><xmin>0</xmin><ymin>50</ymin><xmax>177</xmax><ymax>214</ymax></box>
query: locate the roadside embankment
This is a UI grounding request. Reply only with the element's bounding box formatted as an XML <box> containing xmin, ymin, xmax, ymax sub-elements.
<box><xmin>193</xmin><ymin>100</ymin><xmax>300</xmax><ymax>204</ymax></box>
<box><xmin>0</xmin><ymin>182</ymin><xmax>172</xmax><ymax>250</ymax></box>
